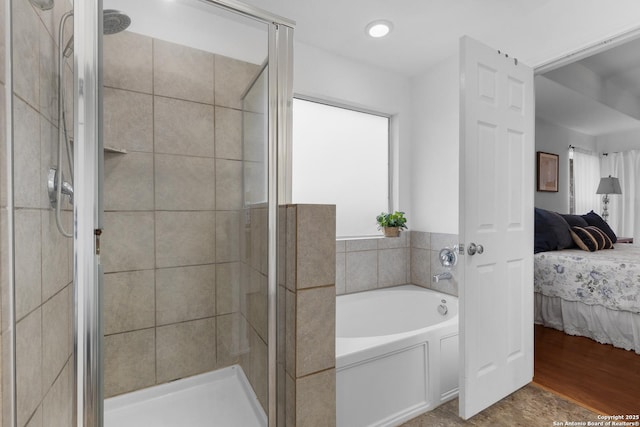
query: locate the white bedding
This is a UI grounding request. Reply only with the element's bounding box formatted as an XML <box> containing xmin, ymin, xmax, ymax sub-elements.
<box><xmin>534</xmin><ymin>244</ymin><xmax>640</xmax><ymax>353</ymax></box>
<box><xmin>534</xmin><ymin>243</ymin><xmax>640</xmax><ymax>314</ymax></box>
<box><xmin>535</xmin><ymin>294</ymin><xmax>640</xmax><ymax>354</ymax></box>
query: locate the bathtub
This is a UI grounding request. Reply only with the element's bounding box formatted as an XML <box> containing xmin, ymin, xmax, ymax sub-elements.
<box><xmin>336</xmin><ymin>285</ymin><xmax>459</xmax><ymax>427</ymax></box>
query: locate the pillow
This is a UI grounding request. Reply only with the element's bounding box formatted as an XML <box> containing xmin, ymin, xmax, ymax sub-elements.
<box><xmin>581</xmin><ymin>210</ymin><xmax>617</xmax><ymax>243</ymax></box>
<box><xmin>535</xmin><ymin>208</ymin><xmax>558</xmax><ymax>253</ymax></box>
<box><xmin>536</xmin><ymin>208</ymin><xmax>573</xmax><ymax>249</ymax></box>
<box><xmin>570</xmin><ymin>226</ymin><xmax>599</xmax><ymax>251</ymax></box>
<box><xmin>560</xmin><ymin>214</ymin><xmax>589</xmax><ymax>228</ymax></box>
<box><xmin>570</xmin><ymin>226</ymin><xmax>614</xmax><ymax>251</ymax></box>
<box><xmin>585</xmin><ymin>226</ymin><xmax>613</xmax><ymax>249</ymax></box>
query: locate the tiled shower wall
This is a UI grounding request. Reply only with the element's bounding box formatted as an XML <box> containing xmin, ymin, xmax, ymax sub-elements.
<box><xmin>3</xmin><ymin>1</ymin><xmax>75</xmax><ymax>427</ymax></box>
<box><xmin>336</xmin><ymin>231</ymin><xmax>460</xmax><ymax>297</ymax></box>
<box><xmin>238</xmin><ymin>205</ymin><xmax>269</xmax><ymax>410</ymax></box>
<box><xmin>101</xmin><ymin>30</ymin><xmax>263</xmax><ymax>398</ymax></box>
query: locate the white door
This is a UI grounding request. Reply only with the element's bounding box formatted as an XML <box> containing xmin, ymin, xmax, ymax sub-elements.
<box><xmin>458</xmin><ymin>36</ymin><xmax>534</xmax><ymax>419</ymax></box>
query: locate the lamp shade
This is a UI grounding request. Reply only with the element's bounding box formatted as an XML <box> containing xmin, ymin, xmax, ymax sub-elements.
<box><xmin>596</xmin><ymin>175</ymin><xmax>622</xmax><ymax>195</ymax></box>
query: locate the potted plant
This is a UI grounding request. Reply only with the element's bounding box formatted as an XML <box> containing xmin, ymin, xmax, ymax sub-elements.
<box><xmin>376</xmin><ymin>211</ymin><xmax>408</xmax><ymax>237</ymax></box>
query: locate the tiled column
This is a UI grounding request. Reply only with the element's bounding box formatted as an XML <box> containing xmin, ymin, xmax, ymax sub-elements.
<box><xmin>284</xmin><ymin>204</ymin><xmax>336</xmax><ymax>427</ymax></box>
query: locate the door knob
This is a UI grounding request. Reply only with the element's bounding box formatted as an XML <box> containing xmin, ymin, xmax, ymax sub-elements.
<box><xmin>467</xmin><ymin>243</ymin><xmax>484</xmax><ymax>256</ymax></box>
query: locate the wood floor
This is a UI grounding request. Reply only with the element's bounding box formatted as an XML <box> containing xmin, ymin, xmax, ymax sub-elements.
<box><xmin>533</xmin><ymin>324</ymin><xmax>640</xmax><ymax>415</ymax></box>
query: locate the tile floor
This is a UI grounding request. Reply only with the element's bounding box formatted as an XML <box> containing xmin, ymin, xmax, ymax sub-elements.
<box><xmin>401</xmin><ymin>384</ymin><xmax>597</xmax><ymax>426</ymax></box>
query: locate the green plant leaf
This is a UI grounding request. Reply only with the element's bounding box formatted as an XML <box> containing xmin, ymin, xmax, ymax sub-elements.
<box><xmin>375</xmin><ymin>211</ymin><xmax>408</xmax><ymax>229</ymax></box>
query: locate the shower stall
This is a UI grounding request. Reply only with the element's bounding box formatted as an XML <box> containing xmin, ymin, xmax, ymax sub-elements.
<box><xmin>1</xmin><ymin>0</ymin><xmax>293</xmax><ymax>426</ymax></box>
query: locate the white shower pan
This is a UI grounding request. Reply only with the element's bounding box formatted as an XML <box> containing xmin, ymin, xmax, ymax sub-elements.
<box><xmin>104</xmin><ymin>365</ymin><xmax>266</xmax><ymax>427</ymax></box>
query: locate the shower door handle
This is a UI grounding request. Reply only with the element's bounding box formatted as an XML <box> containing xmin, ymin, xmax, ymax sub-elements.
<box><xmin>94</xmin><ymin>229</ymin><xmax>102</xmax><ymax>255</ymax></box>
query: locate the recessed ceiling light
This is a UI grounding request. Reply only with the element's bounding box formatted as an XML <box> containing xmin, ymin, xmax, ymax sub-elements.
<box><xmin>366</xmin><ymin>20</ymin><xmax>393</xmax><ymax>38</ymax></box>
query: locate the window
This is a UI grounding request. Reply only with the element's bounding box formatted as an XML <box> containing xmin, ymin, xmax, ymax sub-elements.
<box><xmin>571</xmin><ymin>148</ymin><xmax>601</xmax><ymax>215</ymax></box>
<box><xmin>292</xmin><ymin>98</ymin><xmax>390</xmax><ymax>237</ymax></box>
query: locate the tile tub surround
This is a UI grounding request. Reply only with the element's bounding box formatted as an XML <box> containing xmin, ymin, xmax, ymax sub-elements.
<box><xmin>282</xmin><ymin>204</ymin><xmax>337</xmax><ymax>427</ymax></box>
<box><xmin>3</xmin><ymin>1</ymin><xmax>75</xmax><ymax>427</ymax></box>
<box><xmin>412</xmin><ymin>231</ymin><xmax>460</xmax><ymax>296</ymax></box>
<box><xmin>102</xmin><ymin>30</ymin><xmax>265</xmax><ymax>400</ymax></box>
<box><xmin>336</xmin><ymin>231</ymin><xmax>459</xmax><ymax>297</ymax></box>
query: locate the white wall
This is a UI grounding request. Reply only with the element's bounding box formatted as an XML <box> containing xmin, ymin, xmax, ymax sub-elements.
<box><xmin>534</xmin><ymin>118</ymin><xmax>596</xmax><ymax>213</ymax></box>
<box><xmin>597</xmin><ymin>128</ymin><xmax>640</xmax><ymax>153</ymax></box>
<box><xmin>407</xmin><ymin>58</ymin><xmax>634</xmax><ymax>233</ymax></box>
<box><xmin>409</xmin><ymin>56</ymin><xmax>459</xmax><ymax>234</ymax></box>
<box><xmin>293</xmin><ymin>42</ymin><xmax>413</xmax><ymax>223</ymax></box>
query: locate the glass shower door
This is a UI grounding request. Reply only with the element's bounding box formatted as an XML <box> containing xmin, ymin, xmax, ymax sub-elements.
<box><xmin>1</xmin><ymin>0</ymin><xmax>291</xmax><ymax>426</ymax></box>
<box><xmin>95</xmin><ymin>0</ymin><xmax>292</xmax><ymax>426</ymax></box>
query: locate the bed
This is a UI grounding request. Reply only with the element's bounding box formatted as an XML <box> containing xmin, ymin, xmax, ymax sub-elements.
<box><xmin>534</xmin><ymin>208</ymin><xmax>640</xmax><ymax>354</ymax></box>
<box><xmin>534</xmin><ymin>243</ymin><xmax>640</xmax><ymax>354</ymax></box>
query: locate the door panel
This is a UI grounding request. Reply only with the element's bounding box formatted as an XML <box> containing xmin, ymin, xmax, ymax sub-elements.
<box><xmin>477</xmin><ymin>122</ymin><xmax>498</xmax><ymax>229</ymax></box>
<box><xmin>507</xmin><ymin>130</ymin><xmax>525</xmax><ymax>228</ymax></box>
<box><xmin>459</xmin><ymin>36</ymin><xmax>534</xmax><ymax>419</ymax></box>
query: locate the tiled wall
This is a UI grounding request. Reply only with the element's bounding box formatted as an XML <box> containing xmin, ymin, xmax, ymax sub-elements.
<box><xmin>410</xmin><ymin>231</ymin><xmax>460</xmax><ymax>297</ymax></box>
<box><xmin>336</xmin><ymin>230</ymin><xmax>460</xmax><ymax>297</ymax></box>
<box><xmin>335</xmin><ymin>232</ymin><xmax>410</xmax><ymax>294</ymax></box>
<box><xmin>102</xmin><ymin>30</ymin><xmax>263</xmax><ymax>398</ymax></box>
<box><xmin>237</xmin><ymin>204</ymin><xmax>269</xmax><ymax>409</ymax></box>
<box><xmin>281</xmin><ymin>204</ymin><xmax>336</xmax><ymax>427</ymax></box>
<box><xmin>3</xmin><ymin>1</ymin><xmax>75</xmax><ymax>426</ymax></box>
<box><xmin>237</xmin><ymin>68</ymin><xmax>270</xmax><ymax>410</ymax></box>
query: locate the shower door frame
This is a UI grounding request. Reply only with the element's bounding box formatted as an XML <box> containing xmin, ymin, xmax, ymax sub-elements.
<box><xmin>73</xmin><ymin>1</ymin><xmax>294</xmax><ymax>426</ymax></box>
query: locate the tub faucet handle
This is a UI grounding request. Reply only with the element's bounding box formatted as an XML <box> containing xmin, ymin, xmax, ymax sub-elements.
<box><xmin>439</xmin><ymin>247</ymin><xmax>457</xmax><ymax>267</ymax></box>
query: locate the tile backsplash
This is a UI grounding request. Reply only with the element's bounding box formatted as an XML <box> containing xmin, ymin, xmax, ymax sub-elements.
<box><xmin>336</xmin><ymin>230</ymin><xmax>459</xmax><ymax>297</ymax></box>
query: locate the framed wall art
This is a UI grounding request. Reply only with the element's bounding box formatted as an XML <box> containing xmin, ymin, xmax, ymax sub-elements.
<box><xmin>537</xmin><ymin>151</ymin><xmax>559</xmax><ymax>192</ymax></box>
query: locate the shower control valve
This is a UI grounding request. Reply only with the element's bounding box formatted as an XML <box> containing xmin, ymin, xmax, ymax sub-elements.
<box><xmin>48</xmin><ymin>167</ymin><xmax>74</xmax><ymax>208</ymax></box>
<box><xmin>439</xmin><ymin>247</ymin><xmax>458</xmax><ymax>267</ymax></box>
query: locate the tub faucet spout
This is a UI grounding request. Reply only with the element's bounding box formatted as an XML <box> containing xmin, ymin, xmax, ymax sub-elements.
<box><xmin>432</xmin><ymin>272</ymin><xmax>452</xmax><ymax>283</ymax></box>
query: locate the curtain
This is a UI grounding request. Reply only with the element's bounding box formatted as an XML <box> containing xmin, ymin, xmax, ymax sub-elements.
<box><xmin>600</xmin><ymin>150</ymin><xmax>640</xmax><ymax>241</ymax></box>
<box><xmin>573</xmin><ymin>150</ymin><xmax>601</xmax><ymax>216</ymax></box>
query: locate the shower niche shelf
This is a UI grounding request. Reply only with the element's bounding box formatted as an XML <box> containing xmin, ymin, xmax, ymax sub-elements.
<box><xmin>70</xmin><ymin>138</ymin><xmax>128</xmax><ymax>154</ymax></box>
<box><xmin>104</xmin><ymin>146</ymin><xmax>127</xmax><ymax>154</ymax></box>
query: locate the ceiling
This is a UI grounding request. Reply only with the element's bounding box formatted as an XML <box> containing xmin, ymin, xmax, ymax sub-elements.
<box><xmin>536</xmin><ymin>75</ymin><xmax>640</xmax><ymax>135</ymax></box>
<box><xmin>241</xmin><ymin>0</ymin><xmax>640</xmax><ymax>76</ymax></box>
<box><xmin>536</xmin><ymin>36</ymin><xmax>640</xmax><ymax>137</ymax></box>
<box><xmin>580</xmin><ymin>37</ymin><xmax>640</xmax><ymax>97</ymax></box>
<box><xmin>237</xmin><ymin>0</ymin><xmax>640</xmax><ymax>137</ymax></box>
<box><xmin>110</xmin><ymin>0</ymin><xmax>640</xmax><ymax>138</ymax></box>
<box><xmin>112</xmin><ymin>0</ymin><xmax>640</xmax><ymax>83</ymax></box>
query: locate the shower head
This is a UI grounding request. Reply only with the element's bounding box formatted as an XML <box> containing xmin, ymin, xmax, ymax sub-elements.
<box><xmin>29</xmin><ymin>0</ymin><xmax>53</xmax><ymax>10</ymax></box>
<box><xmin>103</xmin><ymin>10</ymin><xmax>131</xmax><ymax>35</ymax></box>
<box><xmin>62</xmin><ymin>10</ymin><xmax>131</xmax><ymax>58</ymax></box>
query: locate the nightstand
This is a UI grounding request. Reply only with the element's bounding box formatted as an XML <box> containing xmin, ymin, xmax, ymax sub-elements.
<box><xmin>617</xmin><ymin>237</ymin><xmax>634</xmax><ymax>244</ymax></box>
